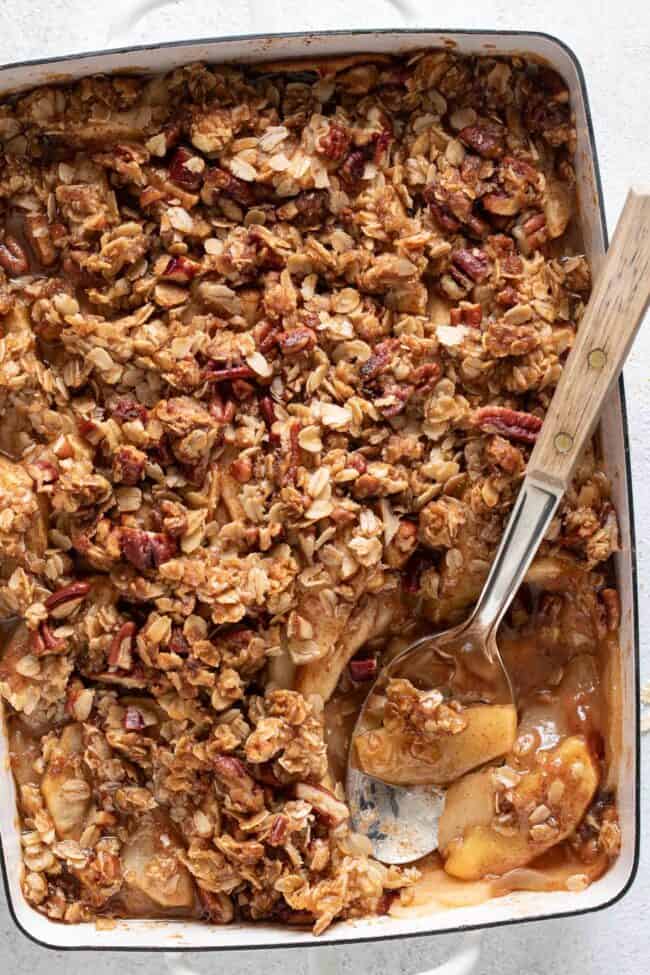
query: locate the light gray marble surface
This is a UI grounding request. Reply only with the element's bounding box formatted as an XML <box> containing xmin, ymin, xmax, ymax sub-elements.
<box><xmin>1</xmin><ymin>3</ymin><xmax>648</xmax><ymax>972</ymax></box>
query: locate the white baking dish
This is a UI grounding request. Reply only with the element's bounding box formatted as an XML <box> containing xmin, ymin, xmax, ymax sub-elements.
<box><xmin>0</xmin><ymin>28</ymin><xmax>640</xmax><ymax>951</ymax></box>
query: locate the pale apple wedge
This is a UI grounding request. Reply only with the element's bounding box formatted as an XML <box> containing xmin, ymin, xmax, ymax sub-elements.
<box><xmin>295</xmin><ymin>592</ymin><xmax>401</xmax><ymax>703</ymax></box>
<box><xmin>291</xmin><ymin>590</ymin><xmax>355</xmax><ymax>690</ymax></box>
<box><xmin>219</xmin><ymin>468</ymin><xmax>247</xmax><ymax>521</ymax></box>
<box><xmin>0</xmin><ymin>455</ymin><xmax>48</xmax><ymax>572</ymax></box>
<box><xmin>440</xmin><ymin>736</ymin><xmax>599</xmax><ymax>880</ymax></box>
<box><xmin>0</xmin><ymin>623</ymin><xmax>31</xmax><ymax>678</ymax></box>
<box><xmin>8</xmin><ymin>722</ymin><xmax>43</xmax><ymax>788</ymax></box>
<box><xmin>41</xmin><ymin>723</ymin><xmax>92</xmax><ymax>839</ymax></box>
<box><xmin>122</xmin><ymin>816</ymin><xmax>195</xmax><ymax>909</ymax></box>
<box><xmin>354</xmin><ymin>704</ymin><xmax>517</xmax><ymax>786</ymax></box>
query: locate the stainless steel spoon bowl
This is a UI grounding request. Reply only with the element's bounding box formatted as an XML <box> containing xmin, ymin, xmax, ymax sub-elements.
<box><xmin>346</xmin><ymin>483</ymin><xmax>556</xmax><ymax>863</ymax></box>
<box><xmin>346</xmin><ymin>187</ymin><xmax>650</xmax><ymax>864</ymax></box>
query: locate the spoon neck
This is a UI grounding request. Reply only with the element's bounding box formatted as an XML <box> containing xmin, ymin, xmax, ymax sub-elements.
<box><xmin>470</xmin><ymin>476</ymin><xmax>563</xmax><ymax>636</ymax></box>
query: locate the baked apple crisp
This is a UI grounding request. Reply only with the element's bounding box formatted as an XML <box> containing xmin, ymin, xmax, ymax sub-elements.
<box><xmin>0</xmin><ymin>50</ymin><xmax>621</xmax><ymax>932</ymax></box>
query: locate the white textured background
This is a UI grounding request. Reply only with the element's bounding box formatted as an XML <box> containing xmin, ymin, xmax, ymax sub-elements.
<box><xmin>1</xmin><ymin>3</ymin><xmax>648</xmax><ymax>973</ymax></box>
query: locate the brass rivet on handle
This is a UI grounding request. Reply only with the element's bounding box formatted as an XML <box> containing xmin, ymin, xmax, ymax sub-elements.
<box><xmin>554</xmin><ymin>432</ymin><xmax>573</xmax><ymax>454</ymax></box>
<box><xmin>588</xmin><ymin>347</ymin><xmax>607</xmax><ymax>370</ymax></box>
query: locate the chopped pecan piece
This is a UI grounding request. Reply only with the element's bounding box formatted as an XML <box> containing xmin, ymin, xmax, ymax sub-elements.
<box><xmin>203</xmin><ymin>167</ymin><xmax>256</xmax><ymax>207</ymax></box>
<box><xmin>42</xmin><ymin>623</ymin><xmax>65</xmax><ymax>652</ymax></box>
<box><xmin>209</xmin><ymin>391</ymin><xmax>237</xmax><ymax>424</ymax></box>
<box><xmin>450</xmin><ymin>303</ymin><xmax>483</xmax><ymax>327</ymax></box>
<box><xmin>0</xmin><ymin>235</ymin><xmax>29</xmax><ymax>276</ymax></box>
<box><xmin>523</xmin><ymin>93</ymin><xmax>571</xmax><ymax>146</ymax></box>
<box><xmin>376</xmin><ymin>891</ymin><xmax>398</xmax><ymax>915</ymax></box>
<box><xmin>486</xmin><ymin>435</ymin><xmax>524</xmax><ymax>474</ymax></box>
<box><xmin>465</xmin><ymin>213</ymin><xmax>491</xmax><ymax>239</ymax></box>
<box><xmin>372</xmin><ymin>128</ymin><xmax>393</xmax><ymax>163</ymax></box>
<box><xmin>112</xmin><ymin>446</ymin><xmax>146</xmax><ymax>486</ymax></box>
<box><xmin>340</xmin><ymin>149</ymin><xmax>367</xmax><ymax>184</ymax></box>
<box><xmin>502</xmin><ymin>155</ymin><xmax>540</xmax><ymax>186</ymax></box>
<box><xmin>427</xmin><ymin>199</ymin><xmax>461</xmax><ymax>233</ymax></box>
<box><xmin>411</xmin><ymin>361</ymin><xmax>441</xmax><ymax>392</ymax></box>
<box><xmin>124</xmin><ymin>706</ymin><xmax>146</xmax><ymax>731</ymax></box>
<box><xmin>231</xmin><ymin>378</ymin><xmax>255</xmax><ymax>401</ymax></box>
<box><xmin>45</xmin><ymin>581</ymin><xmax>91</xmax><ymax>615</ymax></box>
<box><xmin>291</xmin><ymin>190</ymin><xmax>329</xmax><ymax>228</ymax></box>
<box><xmin>268</xmin><ymin>814</ymin><xmax>289</xmax><ymax>846</ymax></box>
<box><xmin>458</xmin><ymin>119</ymin><xmax>505</xmax><ymax>159</ymax></box>
<box><xmin>256</xmin><ymin>320</ymin><xmax>281</xmax><ymax>353</ymax></box>
<box><xmin>168</xmin><ymin>628</ymin><xmax>190</xmax><ymax>656</ymax></box>
<box><xmin>213</xmin><ymin>755</ymin><xmax>265</xmax><ymax>814</ymax></box>
<box><xmin>230</xmin><ymin>457</ymin><xmax>253</xmax><ymax>483</ymax></box>
<box><xmin>352</xmin><ymin>473</ymin><xmax>382</xmax><ymax>499</ymax></box>
<box><xmin>31</xmin><ymin>622</ymin><xmax>66</xmax><ymax>654</ymax></box>
<box><xmin>163</xmin><ymin>255</ymin><xmax>201</xmax><ymax>282</ymax></box>
<box><xmin>121</xmin><ymin>528</ymin><xmax>177</xmax><ymax>572</ymax></box>
<box><xmin>169</xmin><ymin>146</ymin><xmax>205</xmax><ymax>191</ymax></box>
<box><xmin>29</xmin><ymin>459</ymin><xmax>60</xmax><ymax>484</ymax></box>
<box><xmin>108</xmin><ymin>622</ymin><xmax>137</xmax><ymax>670</ymax></box>
<box><xmin>110</xmin><ymin>396</ymin><xmax>149</xmax><ymax>423</ymax></box>
<box><xmin>489</xmin><ymin>233</ymin><xmax>524</xmax><ymax>275</ymax></box>
<box><xmin>496</xmin><ymin>285</ymin><xmax>520</xmax><ymax>308</ymax></box>
<box><xmin>378</xmin><ymin>383</ymin><xmax>411</xmax><ymax>417</ymax></box>
<box><xmin>198</xmin><ymin>888</ymin><xmax>234</xmax><ymax>924</ymax></box>
<box><xmin>283</xmin><ymin>422</ymin><xmax>301</xmax><ymax>485</ymax></box>
<box><xmin>423</xmin><ymin>182</ymin><xmax>466</xmax><ymax>232</ymax></box>
<box><xmin>76</xmin><ymin>416</ymin><xmax>100</xmax><ymax>441</ymax></box>
<box><xmin>25</xmin><ymin>213</ymin><xmax>59</xmax><ymax>266</ymax></box>
<box><xmin>295</xmin><ymin>783</ymin><xmax>349</xmax><ymax>827</ymax></box>
<box><xmin>317</xmin><ymin>122</ymin><xmax>351</xmax><ymax>160</ymax></box>
<box><xmin>349</xmin><ymin>657</ymin><xmax>378</xmax><ymax>682</ymax></box>
<box><xmin>514</xmin><ymin>213</ymin><xmax>548</xmax><ymax>255</ymax></box>
<box><xmin>277</xmin><ymin>327</ymin><xmax>316</xmax><ymax>355</ymax></box>
<box><xmin>260</xmin><ymin>396</ymin><xmax>280</xmax><ymax>444</ymax></box>
<box><xmin>487</xmin><ymin>319</ymin><xmax>539</xmax><ymax>358</ymax></box>
<box><xmin>474</xmin><ymin>406</ymin><xmax>543</xmax><ymax>443</ymax></box>
<box><xmin>205</xmin><ymin>364</ymin><xmax>255</xmax><ymax>383</ymax></box>
<box><xmin>347</xmin><ymin>453</ymin><xmax>367</xmax><ymax>474</ymax></box>
<box><xmin>359</xmin><ymin>339</ymin><xmax>397</xmax><ymax>382</ymax></box>
<box><xmin>451</xmin><ymin>248</ymin><xmax>489</xmax><ymax>283</ymax></box>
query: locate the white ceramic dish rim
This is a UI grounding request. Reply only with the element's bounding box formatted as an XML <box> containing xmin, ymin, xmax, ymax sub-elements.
<box><xmin>0</xmin><ymin>28</ymin><xmax>640</xmax><ymax>952</ymax></box>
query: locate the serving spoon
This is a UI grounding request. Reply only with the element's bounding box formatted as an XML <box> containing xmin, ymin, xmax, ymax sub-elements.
<box><xmin>346</xmin><ymin>187</ymin><xmax>650</xmax><ymax>864</ymax></box>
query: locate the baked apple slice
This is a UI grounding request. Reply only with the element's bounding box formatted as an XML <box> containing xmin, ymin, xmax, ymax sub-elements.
<box><xmin>295</xmin><ymin>591</ymin><xmax>401</xmax><ymax>703</ymax></box>
<box><xmin>121</xmin><ymin>815</ymin><xmax>195</xmax><ymax>910</ymax></box>
<box><xmin>439</xmin><ymin>735</ymin><xmax>599</xmax><ymax>880</ymax></box>
<box><xmin>0</xmin><ymin>455</ymin><xmax>48</xmax><ymax>575</ymax></box>
<box><xmin>354</xmin><ymin>703</ymin><xmax>517</xmax><ymax>786</ymax></box>
<box><xmin>41</xmin><ymin>723</ymin><xmax>92</xmax><ymax>839</ymax></box>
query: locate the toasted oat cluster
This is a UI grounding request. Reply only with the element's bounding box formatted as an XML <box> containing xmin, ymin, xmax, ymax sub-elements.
<box><xmin>383</xmin><ymin>679</ymin><xmax>468</xmax><ymax>739</ymax></box>
<box><xmin>0</xmin><ymin>51</ymin><xmax>620</xmax><ymax>931</ymax></box>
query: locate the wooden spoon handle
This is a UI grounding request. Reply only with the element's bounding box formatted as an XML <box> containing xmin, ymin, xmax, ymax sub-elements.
<box><xmin>527</xmin><ymin>187</ymin><xmax>650</xmax><ymax>491</ymax></box>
